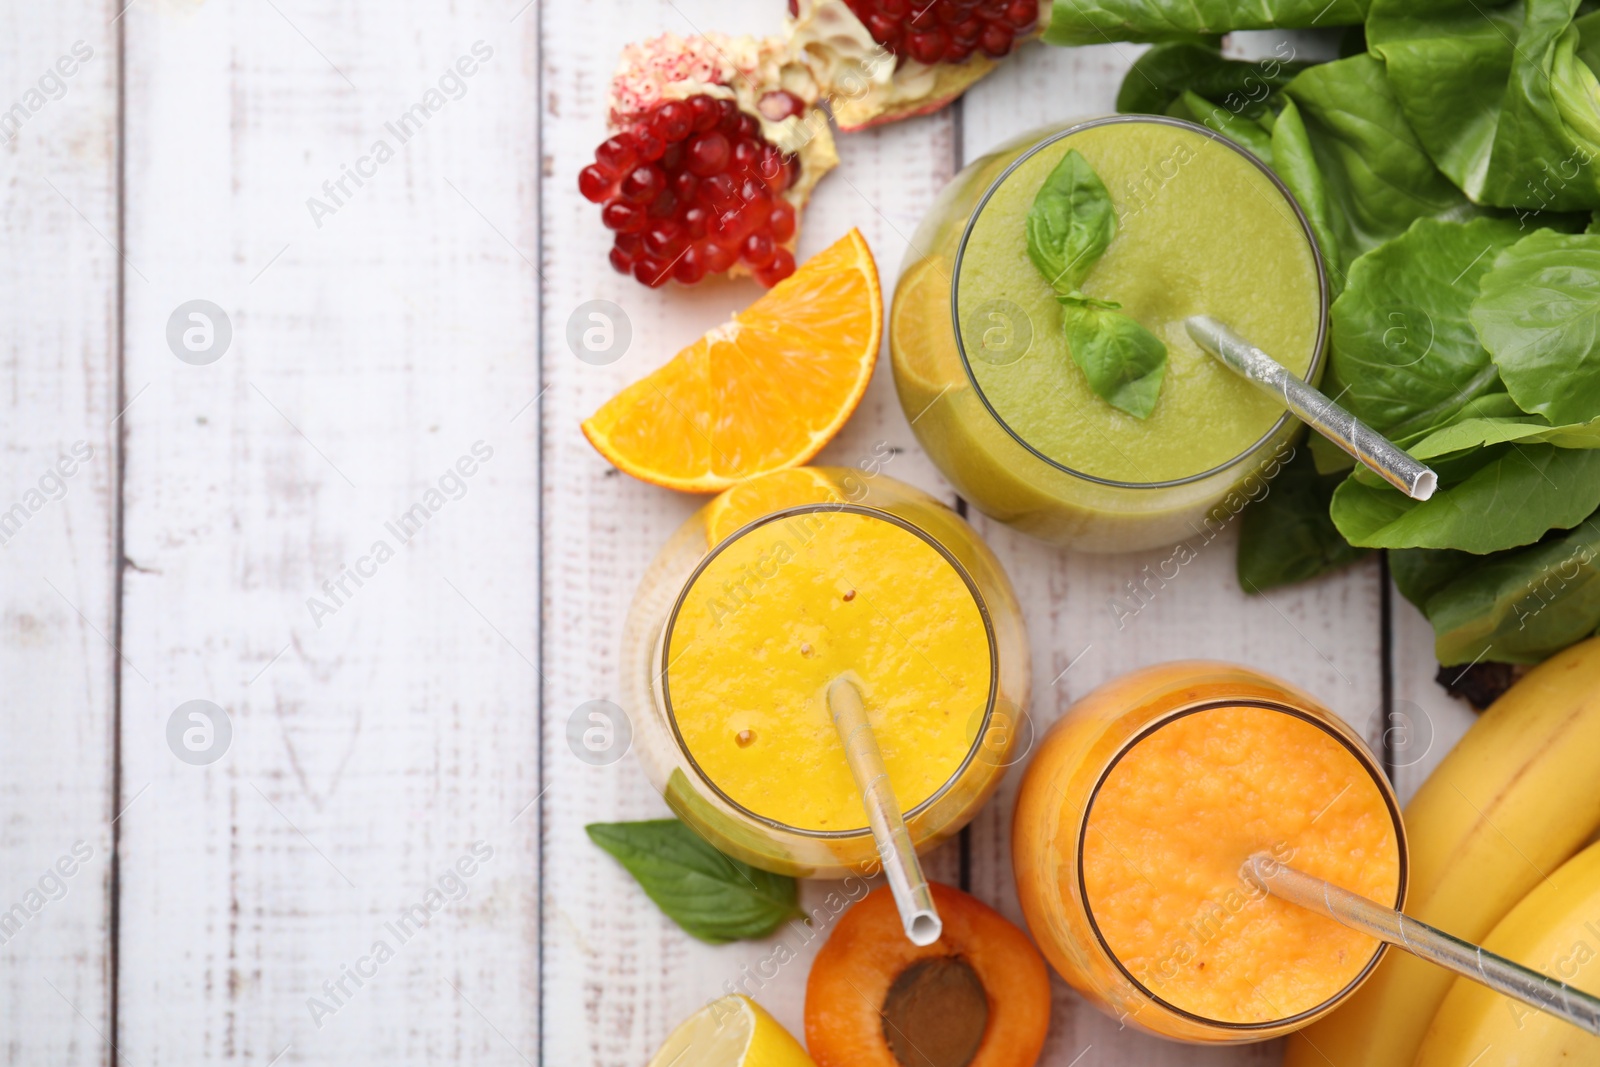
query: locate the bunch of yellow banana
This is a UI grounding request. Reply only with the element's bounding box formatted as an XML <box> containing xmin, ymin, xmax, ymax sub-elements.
<box><xmin>1284</xmin><ymin>635</ymin><xmax>1600</xmax><ymax>1067</ymax></box>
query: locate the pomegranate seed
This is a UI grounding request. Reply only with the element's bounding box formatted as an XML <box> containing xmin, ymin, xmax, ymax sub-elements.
<box><xmin>979</xmin><ymin>23</ymin><xmax>1013</xmax><ymax>56</ymax></box>
<box><xmin>632</xmin><ymin>125</ymin><xmax>666</xmax><ymax>161</ymax></box>
<box><xmin>634</xmin><ymin>256</ymin><xmax>670</xmax><ymax>287</ymax></box>
<box><xmin>586</xmin><ymin>93</ymin><xmax>804</xmax><ymax>287</ymax></box>
<box><xmin>883</xmin><ymin>0</ymin><xmax>909</xmax><ymax>13</ymax></box>
<box><xmin>1006</xmin><ymin>0</ymin><xmax>1036</xmax><ymax>25</ymax></box>
<box><xmin>866</xmin><ymin>13</ymin><xmax>899</xmax><ymax>38</ymax></box>
<box><xmin>688</xmin><ymin>94</ymin><xmax>721</xmax><ymax>132</ymax></box>
<box><xmin>950</xmin><ymin>16</ymin><xmax>982</xmax><ymax>42</ymax></box>
<box><xmin>769</xmin><ymin>202</ymin><xmax>796</xmax><ymax>242</ymax></box>
<box><xmin>905</xmin><ymin>28</ymin><xmax>948</xmax><ymax>64</ymax></box>
<box><xmin>687</xmin><ymin>132</ymin><xmax>731</xmax><ymax>177</ymax></box>
<box><xmin>674</xmin><ymin>246</ymin><xmax>707</xmax><ymax>285</ymax></box>
<box><xmin>946</xmin><ymin>39</ymin><xmax>975</xmax><ymax>62</ymax></box>
<box><xmin>595</xmin><ymin>135</ymin><xmax>636</xmax><ymax>174</ymax></box>
<box><xmin>758</xmin><ymin>90</ymin><xmax>806</xmax><ymax>121</ymax></box>
<box><xmin>755</xmin><ymin>248</ymin><xmax>796</xmax><ymax>287</ymax></box>
<box><xmin>742</xmin><ymin>232</ymin><xmax>776</xmax><ymax>268</ymax></box>
<box><xmin>619</xmin><ymin>165</ymin><xmax>664</xmax><ymax>204</ymax></box>
<box><xmin>578</xmin><ymin>165</ymin><xmax>612</xmax><ymax>203</ymax></box>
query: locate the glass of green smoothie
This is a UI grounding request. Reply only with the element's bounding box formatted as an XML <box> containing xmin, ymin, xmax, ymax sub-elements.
<box><xmin>891</xmin><ymin>116</ymin><xmax>1327</xmax><ymax>552</ymax></box>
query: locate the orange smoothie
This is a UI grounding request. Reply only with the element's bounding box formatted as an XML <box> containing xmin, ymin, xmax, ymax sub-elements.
<box><xmin>1012</xmin><ymin>662</ymin><xmax>1405</xmax><ymax>1042</ymax></box>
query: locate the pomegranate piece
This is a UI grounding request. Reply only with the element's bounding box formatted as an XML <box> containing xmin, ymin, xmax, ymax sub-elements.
<box><xmin>788</xmin><ymin>0</ymin><xmax>1048</xmax><ymax>131</ymax></box>
<box><xmin>581</xmin><ymin>32</ymin><xmax>838</xmax><ymax>289</ymax></box>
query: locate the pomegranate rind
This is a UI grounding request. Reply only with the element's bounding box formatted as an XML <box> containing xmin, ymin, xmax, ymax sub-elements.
<box><xmin>606</xmin><ymin>32</ymin><xmax>839</xmax><ymax>280</ymax></box>
<box><xmin>789</xmin><ymin>0</ymin><xmax>1049</xmax><ymax>132</ymax></box>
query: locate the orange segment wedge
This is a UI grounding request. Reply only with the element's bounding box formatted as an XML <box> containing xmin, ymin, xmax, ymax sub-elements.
<box><xmin>702</xmin><ymin>467</ymin><xmax>843</xmax><ymax>547</ymax></box>
<box><xmin>582</xmin><ymin>230</ymin><xmax>882</xmax><ymax>493</ymax></box>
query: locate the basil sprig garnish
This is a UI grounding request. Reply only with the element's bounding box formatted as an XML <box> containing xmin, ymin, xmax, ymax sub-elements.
<box><xmin>586</xmin><ymin>819</ymin><xmax>804</xmax><ymax>944</ymax></box>
<box><xmin>1025</xmin><ymin>148</ymin><xmax>1167</xmax><ymax>419</ymax></box>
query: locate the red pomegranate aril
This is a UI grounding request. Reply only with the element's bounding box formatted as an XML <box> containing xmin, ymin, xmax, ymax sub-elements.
<box><xmin>647</xmin><ymin>190</ymin><xmax>678</xmax><ymax>219</ymax></box>
<box><xmin>644</xmin><ymin>222</ymin><xmax>686</xmax><ymax>260</ymax></box>
<box><xmin>687</xmin><ymin>132</ymin><xmax>731</xmax><ymax>177</ymax></box>
<box><xmin>684</xmin><ymin>206</ymin><xmax>710</xmax><ymax>239</ymax></box>
<box><xmin>588</xmin><ymin>91</ymin><xmax>805</xmax><ymax>287</ymax></box>
<box><xmin>674</xmin><ymin>246</ymin><xmax>707</xmax><ymax>284</ymax></box>
<box><xmin>769</xmin><ymin>201</ymin><xmax>796</xmax><ymax>242</ymax></box>
<box><xmin>754</xmin><ymin>248</ymin><xmax>796</xmax><ymax>287</ymax></box>
<box><xmin>654</xmin><ymin>100</ymin><xmax>693</xmax><ymax>141</ymax></box>
<box><xmin>602</xmin><ymin>200</ymin><xmax>647</xmax><ymax>232</ymax></box>
<box><xmin>946</xmin><ymin>39</ymin><xmax>974</xmax><ymax>62</ymax></box>
<box><xmin>951</xmin><ymin>16</ymin><xmax>982</xmax><ymax>41</ymax></box>
<box><xmin>634</xmin><ymin>256</ymin><xmax>671</xmax><ymax>287</ymax></box>
<box><xmin>866</xmin><ymin>13</ymin><xmax>900</xmax><ymax>39</ymax></box>
<box><xmin>979</xmin><ymin>23</ymin><xmax>1013</xmax><ymax>56</ymax></box>
<box><xmin>620</xmin><ymin>165</ymin><xmax>664</xmax><ymax>204</ymax></box>
<box><xmin>905</xmin><ymin>29</ymin><xmax>948</xmax><ymax>64</ymax></box>
<box><xmin>742</xmin><ymin>232</ymin><xmax>776</xmax><ymax>268</ymax></box>
<box><xmin>758</xmin><ymin>90</ymin><xmax>806</xmax><ymax>121</ymax></box>
<box><xmin>688</xmin><ymin>94</ymin><xmax>721</xmax><ymax>132</ymax></box>
<box><xmin>595</xmin><ymin>135</ymin><xmax>636</xmax><ymax>174</ymax></box>
<box><xmin>578</xmin><ymin>165</ymin><xmax>613</xmax><ymax>203</ymax></box>
<box><xmin>1005</xmin><ymin>0</ymin><xmax>1037</xmax><ymax>26</ymax></box>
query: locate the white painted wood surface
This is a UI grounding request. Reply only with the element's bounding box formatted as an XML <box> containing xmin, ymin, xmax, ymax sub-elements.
<box><xmin>0</xmin><ymin>2</ymin><xmax>1484</xmax><ymax>1065</ymax></box>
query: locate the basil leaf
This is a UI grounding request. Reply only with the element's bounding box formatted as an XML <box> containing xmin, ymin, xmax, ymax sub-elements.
<box><xmin>1116</xmin><ymin>41</ymin><xmax>1309</xmax><ymax>117</ymax></box>
<box><xmin>1328</xmin><ymin>217</ymin><xmax>1525</xmax><ymax>439</ymax></box>
<box><xmin>1026</xmin><ymin>149</ymin><xmax>1116</xmax><ymax>293</ymax></box>
<box><xmin>1471</xmin><ymin>229</ymin><xmax>1600</xmax><ymax>426</ymax></box>
<box><xmin>1058</xmin><ymin>295</ymin><xmax>1168</xmax><ymax>419</ymax></box>
<box><xmin>1044</xmin><ymin>0</ymin><xmax>1365</xmax><ymax>46</ymax></box>
<box><xmin>1238</xmin><ymin>447</ymin><xmax>1370</xmax><ymax>591</ymax></box>
<box><xmin>1406</xmin><ymin>516</ymin><xmax>1600</xmax><ymax>665</ymax></box>
<box><xmin>1330</xmin><ymin>444</ymin><xmax>1600</xmax><ymax>551</ymax></box>
<box><xmin>586</xmin><ymin>819</ymin><xmax>803</xmax><ymax>944</ymax></box>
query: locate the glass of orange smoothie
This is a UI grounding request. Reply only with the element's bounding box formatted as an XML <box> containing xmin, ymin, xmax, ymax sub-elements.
<box><xmin>1012</xmin><ymin>661</ymin><xmax>1405</xmax><ymax>1043</ymax></box>
<box><xmin>623</xmin><ymin>468</ymin><xmax>1030</xmax><ymax>878</ymax></box>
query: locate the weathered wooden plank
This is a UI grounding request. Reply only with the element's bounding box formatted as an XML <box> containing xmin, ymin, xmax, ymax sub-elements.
<box><xmin>0</xmin><ymin>5</ymin><xmax>120</xmax><ymax>1064</ymax></box>
<box><xmin>116</xmin><ymin>2</ymin><xmax>540</xmax><ymax>1062</ymax></box>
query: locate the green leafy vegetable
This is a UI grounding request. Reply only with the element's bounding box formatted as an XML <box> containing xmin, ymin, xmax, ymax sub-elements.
<box><xmin>1025</xmin><ymin>149</ymin><xmax>1115</xmax><ymax>291</ymax></box>
<box><xmin>1471</xmin><ymin>229</ymin><xmax>1600</xmax><ymax>425</ymax></box>
<box><xmin>1044</xmin><ymin>0</ymin><xmax>1366</xmax><ymax>46</ymax></box>
<box><xmin>1057</xmin><ymin>295</ymin><xmax>1168</xmax><ymax>419</ymax></box>
<box><xmin>1116</xmin><ymin>41</ymin><xmax>1309</xmax><ymax>117</ymax></box>
<box><xmin>1281</xmin><ymin>56</ymin><xmax>1480</xmax><ymax>274</ymax></box>
<box><xmin>1330</xmin><ymin>444</ymin><xmax>1600</xmax><ymax>551</ymax></box>
<box><xmin>586</xmin><ymin>819</ymin><xmax>803</xmax><ymax>944</ymax></box>
<box><xmin>1027</xmin><ymin>150</ymin><xmax>1169</xmax><ymax>418</ymax></box>
<box><xmin>1170</xmin><ymin>91</ymin><xmax>1275</xmax><ymax>162</ymax></box>
<box><xmin>1368</xmin><ymin>0</ymin><xmax>1600</xmax><ymax>211</ymax></box>
<box><xmin>1238</xmin><ymin>447</ymin><xmax>1370</xmax><ymax>591</ymax></box>
<box><xmin>1393</xmin><ymin>516</ymin><xmax>1600</xmax><ymax>664</ymax></box>
<box><xmin>1327</xmin><ymin>217</ymin><xmax>1524</xmax><ymax>440</ymax></box>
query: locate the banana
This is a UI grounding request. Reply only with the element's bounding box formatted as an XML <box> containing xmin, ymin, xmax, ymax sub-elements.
<box><xmin>1414</xmin><ymin>840</ymin><xmax>1600</xmax><ymax>1066</ymax></box>
<box><xmin>1284</xmin><ymin>635</ymin><xmax>1600</xmax><ymax>1067</ymax></box>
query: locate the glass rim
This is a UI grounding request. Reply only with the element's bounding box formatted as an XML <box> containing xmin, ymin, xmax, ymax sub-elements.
<box><xmin>949</xmin><ymin>113</ymin><xmax>1332</xmax><ymax>490</ymax></box>
<box><xmin>657</xmin><ymin>501</ymin><xmax>1002</xmax><ymax>840</ymax></box>
<box><xmin>1074</xmin><ymin>696</ymin><xmax>1409</xmax><ymax>1032</ymax></box>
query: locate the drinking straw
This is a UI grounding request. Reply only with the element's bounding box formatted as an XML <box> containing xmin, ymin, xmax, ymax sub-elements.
<box><xmin>827</xmin><ymin>676</ymin><xmax>942</xmax><ymax>946</ymax></box>
<box><xmin>1244</xmin><ymin>853</ymin><xmax>1600</xmax><ymax>1036</ymax></box>
<box><xmin>1185</xmin><ymin>315</ymin><xmax>1437</xmax><ymax>502</ymax></box>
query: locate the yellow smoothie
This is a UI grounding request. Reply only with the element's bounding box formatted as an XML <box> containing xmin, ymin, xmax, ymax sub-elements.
<box><xmin>665</xmin><ymin>507</ymin><xmax>992</xmax><ymax>832</ymax></box>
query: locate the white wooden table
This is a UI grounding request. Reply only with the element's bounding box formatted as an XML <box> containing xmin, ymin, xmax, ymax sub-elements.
<box><xmin>0</xmin><ymin>4</ymin><xmax>1476</xmax><ymax>1064</ymax></box>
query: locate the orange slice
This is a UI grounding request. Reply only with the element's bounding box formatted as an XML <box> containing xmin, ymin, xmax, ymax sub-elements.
<box><xmin>702</xmin><ymin>467</ymin><xmax>848</xmax><ymax>547</ymax></box>
<box><xmin>582</xmin><ymin>230</ymin><xmax>881</xmax><ymax>493</ymax></box>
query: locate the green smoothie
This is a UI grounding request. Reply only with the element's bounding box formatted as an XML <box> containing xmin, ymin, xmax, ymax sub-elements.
<box><xmin>892</xmin><ymin>117</ymin><xmax>1326</xmax><ymax>551</ymax></box>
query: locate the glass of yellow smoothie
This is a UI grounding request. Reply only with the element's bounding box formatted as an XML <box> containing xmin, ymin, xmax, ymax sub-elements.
<box><xmin>892</xmin><ymin>116</ymin><xmax>1327</xmax><ymax>552</ymax></box>
<box><xmin>1011</xmin><ymin>661</ymin><xmax>1405</xmax><ymax>1043</ymax></box>
<box><xmin>622</xmin><ymin>468</ymin><xmax>1030</xmax><ymax>878</ymax></box>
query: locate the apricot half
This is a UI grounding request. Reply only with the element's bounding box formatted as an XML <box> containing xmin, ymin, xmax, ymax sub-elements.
<box><xmin>805</xmin><ymin>882</ymin><xmax>1051</xmax><ymax>1067</ymax></box>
